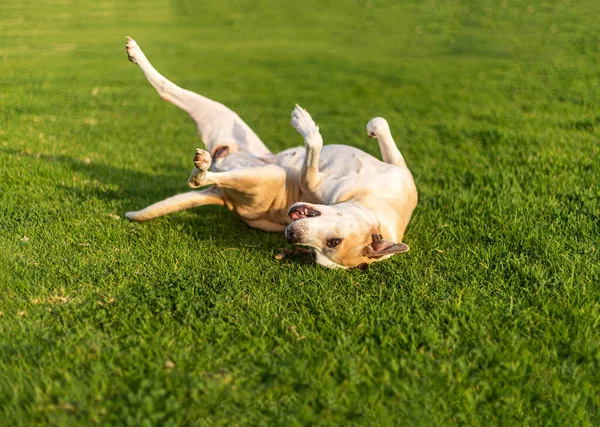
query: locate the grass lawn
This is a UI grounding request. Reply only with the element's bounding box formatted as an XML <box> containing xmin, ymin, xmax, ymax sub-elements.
<box><xmin>1</xmin><ymin>0</ymin><xmax>599</xmax><ymax>424</ymax></box>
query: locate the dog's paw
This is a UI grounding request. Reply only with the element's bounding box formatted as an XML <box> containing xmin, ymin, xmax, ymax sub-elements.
<box><xmin>125</xmin><ymin>211</ymin><xmax>140</xmax><ymax>221</ymax></box>
<box><xmin>193</xmin><ymin>148</ymin><xmax>212</xmax><ymax>171</ymax></box>
<box><xmin>188</xmin><ymin>149</ymin><xmax>211</xmax><ymax>189</ymax></box>
<box><xmin>125</xmin><ymin>36</ymin><xmax>140</xmax><ymax>63</ymax></box>
<box><xmin>366</xmin><ymin>117</ymin><xmax>389</xmax><ymax>138</ymax></box>
<box><xmin>291</xmin><ymin>104</ymin><xmax>319</xmax><ymax>137</ymax></box>
<box><xmin>291</xmin><ymin>104</ymin><xmax>322</xmax><ymax>148</ymax></box>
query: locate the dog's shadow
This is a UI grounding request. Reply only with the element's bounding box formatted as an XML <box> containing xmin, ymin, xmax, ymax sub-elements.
<box><xmin>7</xmin><ymin>148</ymin><xmax>312</xmax><ymax>264</ymax></box>
<box><xmin>172</xmin><ymin>212</ymin><xmax>315</xmax><ymax>267</ymax></box>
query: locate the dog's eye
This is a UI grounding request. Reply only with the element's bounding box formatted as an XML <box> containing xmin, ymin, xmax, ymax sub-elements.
<box><xmin>326</xmin><ymin>238</ymin><xmax>342</xmax><ymax>249</ymax></box>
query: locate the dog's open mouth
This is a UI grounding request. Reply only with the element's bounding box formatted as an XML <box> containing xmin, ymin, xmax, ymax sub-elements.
<box><xmin>288</xmin><ymin>204</ymin><xmax>321</xmax><ymax>221</ymax></box>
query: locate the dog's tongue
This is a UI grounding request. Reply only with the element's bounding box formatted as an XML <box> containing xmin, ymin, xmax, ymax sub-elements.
<box><xmin>290</xmin><ymin>211</ymin><xmax>305</xmax><ymax>221</ymax></box>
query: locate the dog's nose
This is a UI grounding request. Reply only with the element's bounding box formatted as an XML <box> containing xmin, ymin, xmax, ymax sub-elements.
<box><xmin>286</xmin><ymin>227</ymin><xmax>297</xmax><ymax>244</ymax></box>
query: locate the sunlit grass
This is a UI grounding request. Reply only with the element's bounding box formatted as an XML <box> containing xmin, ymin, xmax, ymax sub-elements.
<box><xmin>1</xmin><ymin>0</ymin><xmax>598</xmax><ymax>424</ymax></box>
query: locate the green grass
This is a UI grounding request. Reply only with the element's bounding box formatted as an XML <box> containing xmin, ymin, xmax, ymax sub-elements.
<box><xmin>1</xmin><ymin>0</ymin><xmax>599</xmax><ymax>424</ymax></box>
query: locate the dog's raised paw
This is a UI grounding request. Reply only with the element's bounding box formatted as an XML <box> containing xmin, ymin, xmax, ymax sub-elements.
<box><xmin>291</xmin><ymin>104</ymin><xmax>319</xmax><ymax>138</ymax></box>
<box><xmin>366</xmin><ymin>117</ymin><xmax>389</xmax><ymax>138</ymax></box>
<box><xmin>291</xmin><ymin>105</ymin><xmax>322</xmax><ymax>149</ymax></box>
<box><xmin>125</xmin><ymin>36</ymin><xmax>139</xmax><ymax>63</ymax></box>
<box><xmin>193</xmin><ymin>148</ymin><xmax>212</xmax><ymax>171</ymax></box>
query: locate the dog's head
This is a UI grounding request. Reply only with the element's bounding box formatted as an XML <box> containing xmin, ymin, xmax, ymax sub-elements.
<box><xmin>285</xmin><ymin>202</ymin><xmax>409</xmax><ymax>269</ymax></box>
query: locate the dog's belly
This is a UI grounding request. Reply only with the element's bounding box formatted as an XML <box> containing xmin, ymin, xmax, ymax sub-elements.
<box><xmin>212</xmin><ymin>145</ymin><xmax>387</xmax><ymax>177</ymax></box>
<box><xmin>210</xmin><ymin>151</ymin><xmax>272</xmax><ymax>172</ymax></box>
<box><xmin>273</xmin><ymin>144</ymin><xmax>389</xmax><ymax>173</ymax></box>
<box><xmin>271</xmin><ymin>145</ymin><xmax>404</xmax><ymax>205</ymax></box>
<box><xmin>271</xmin><ymin>147</ymin><xmax>306</xmax><ymax>169</ymax></box>
<box><xmin>318</xmin><ymin>144</ymin><xmax>389</xmax><ymax>174</ymax></box>
<box><xmin>296</xmin><ymin>145</ymin><xmax>402</xmax><ymax>204</ymax></box>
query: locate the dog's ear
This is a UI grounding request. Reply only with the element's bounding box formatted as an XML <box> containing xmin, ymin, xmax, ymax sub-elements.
<box><xmin>364</xmin><ymin>234</ymin><xmax>409</xmax><ymax>258</ymax></box>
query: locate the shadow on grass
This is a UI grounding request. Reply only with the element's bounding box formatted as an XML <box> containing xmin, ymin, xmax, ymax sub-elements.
<box><xmin>3</xmin><ymin>147</ymin><xmax>182</xmax><ymax>200</ymax></box>
<box><xmin>4</xmin><ymin>148</ymin><xmax>309</xmax><ymax>258</ymax></box>
<box><xmin>169</xmin><ymin>213</ymin><xmax>319</xmax><ymax>267</ymax></box>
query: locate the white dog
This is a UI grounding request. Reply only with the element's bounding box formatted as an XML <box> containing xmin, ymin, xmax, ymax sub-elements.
<box><xmin>124</xmin><ymin>37</ymin><xmax>417</xmax><ymax>269</ymax></box>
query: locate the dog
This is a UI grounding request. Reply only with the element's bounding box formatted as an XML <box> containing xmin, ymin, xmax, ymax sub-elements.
<box><xmin>124</xmin><ymin>37</ymin><xmax>418</xmax><ymax>269</ymax></box>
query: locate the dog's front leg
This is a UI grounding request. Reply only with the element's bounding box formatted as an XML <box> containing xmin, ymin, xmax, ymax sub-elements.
<box><xmin>291</xmin><ymin>105</ymin><xmax>324</xmax><ymax>193</ymax></box>
<box><xmin>366</xmin><ymin>117</ymin><xmax>407</xmax><ymax>168</ymax></box>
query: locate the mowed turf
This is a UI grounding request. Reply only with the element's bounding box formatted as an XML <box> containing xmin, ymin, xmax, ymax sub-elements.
<box><xmin>1</xmin><ymin>0</ymin><xmax>599</xmax><ymax>424</ymax></box>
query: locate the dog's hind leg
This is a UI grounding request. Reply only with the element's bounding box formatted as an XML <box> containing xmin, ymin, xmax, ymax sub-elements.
<box><xmin>290</xmin><ymin>105</ymin><xmax>324</xmax><ymax>193</ymax></box>
<box><xmin>125</xmin><ymin>37</ymin><xmax>271</xmax><ymax>157</ymax></box>
<box><xmin>125</xmin><ymin>186</ymin><xmax>225</xmax><ymax>222</ymax></box>
<box><xmin>366</xmin><ymin>118</ymin><xmax>407</xmax><ymax>168</ymax></box>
